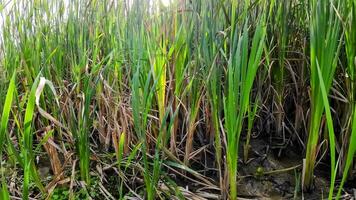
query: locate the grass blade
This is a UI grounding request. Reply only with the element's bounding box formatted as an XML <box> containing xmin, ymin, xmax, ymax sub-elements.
<box><xmin>0</xmin><ymin>71</ymin><xmax>16</xmax><ymax>200</ymax></box>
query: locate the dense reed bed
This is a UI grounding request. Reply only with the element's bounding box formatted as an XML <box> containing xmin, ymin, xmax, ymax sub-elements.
<box><xmin>0</xmin><ymin>0</ymin><xmax>355</xmax><ymax>199</ymax></box>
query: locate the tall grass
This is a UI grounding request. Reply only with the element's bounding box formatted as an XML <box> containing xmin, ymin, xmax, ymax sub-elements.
<box><xmin>132</xmin><ymin>68</ymin><xmax>155</xmax><ymax>199</ymax></box>
<box><xmin>0</xmin><ymin>72</ymin><xmax>16</xmax><ymax>200</ymax></box>
<box><xmin>269</xmin><ymin>0</ymin><xmax>290</xmax><ymax>136</ymax></box>
<box><xmin>170</xmin><ymin>17</ymin><xmax>190</xmax><ymax>153</ymax></box>
<box><xmin>337</xmin><ymin>0</ymin><xmax>356</xmax><ymax>198</ymax></box>
<box><xmin>1</xmin><ymin>0</ymin><xmax>356</xmax><ymax>199</ymax></box>
<box><xmin>224</xmin><ymin>2</ymin><xmax>266</xmax><ymax>198</ymax></box>
<box><xmin>22</xmin><ymin>75</ymin><xmax>45</xmax><ymax>198</ymax></box>
<box><xmin>304</xmin><ymin>0</ymin><xmax>341</xmax><ymax>194</ymax></box>
<box><xmin>201</xmin><ymin>0</ymin><xmax>225</xmax><ymax>192</ymax></box>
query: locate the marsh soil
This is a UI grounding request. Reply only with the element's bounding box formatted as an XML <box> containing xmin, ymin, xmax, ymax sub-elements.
<box><xmin>236</xmin><ymin>139</ymin><xmax>327</xmax><ymax>199</ymax></box>
<box><xmin>176</xmin><ymin>137</ymin><xmax>355</xmax><ymax>199</ymax></box>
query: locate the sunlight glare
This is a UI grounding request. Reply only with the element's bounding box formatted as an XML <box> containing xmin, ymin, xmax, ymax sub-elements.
<box><xmin>160</xmin><ymin>0</ymin><xmax>171</xmax><ymax>7</ymax></box>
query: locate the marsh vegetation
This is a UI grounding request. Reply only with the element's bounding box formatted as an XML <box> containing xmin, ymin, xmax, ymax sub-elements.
<box><xmin>0</xmin><ymin>0</ymin><xmax>355</xmax><ymax>199</ymax></box>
